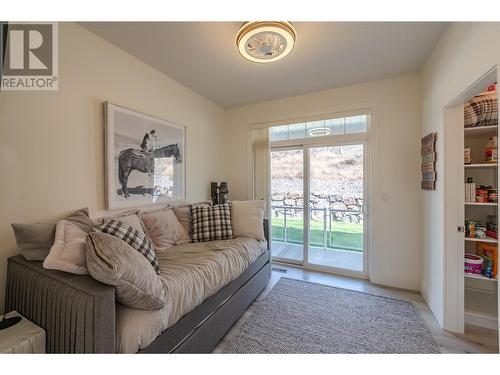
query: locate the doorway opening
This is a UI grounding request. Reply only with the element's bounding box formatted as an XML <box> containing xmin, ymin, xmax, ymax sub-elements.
<box><xmin>268</xmin><ymin>112</ymin><xmax>370</xmax><ymax>277</ymax></box>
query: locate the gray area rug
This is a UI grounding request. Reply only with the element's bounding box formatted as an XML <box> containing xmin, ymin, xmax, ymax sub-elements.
<box><xmin>223</xmin><ymin>278</ymin><xmax>440</xmax><ymax>353</ymax></box>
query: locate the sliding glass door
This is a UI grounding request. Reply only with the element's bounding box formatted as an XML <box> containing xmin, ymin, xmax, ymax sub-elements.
<box><xmin>270</xmin><ymin>147</ymin><xmax>304</xmax><ymax>264</ymax></box>
<box><xmin>307</xmin><ymin>144</ymin><xmax>365</xmax><ymax>273</ymax></box>
<box><xmin>270</xmin><ymin>142</ymin><xmax>368</xmax><ymax>276</ymax></box>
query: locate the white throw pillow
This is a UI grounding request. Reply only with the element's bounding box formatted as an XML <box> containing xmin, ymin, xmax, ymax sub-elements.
<box><xmin>231</xmin><ymin>200</ymin><xmax>266</xmax><ymax>241</ymax></box>
<box><xmin>43</xmin><ymin>220</ymin><xmax>88</xmax><ymax>275</ymax></box>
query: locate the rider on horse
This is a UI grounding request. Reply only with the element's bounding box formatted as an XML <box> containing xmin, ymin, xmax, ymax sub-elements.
<box><xmin>140</xmin><ymin>130</ymin><xmax>158</xmax><ymax>153</ymax></box>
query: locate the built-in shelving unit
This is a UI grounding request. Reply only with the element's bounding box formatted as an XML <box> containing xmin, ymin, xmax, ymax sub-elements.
<box><xmin>463</xmin><ymin>99</ymin><xmax>498</xmax><ymax>332</ymax></box>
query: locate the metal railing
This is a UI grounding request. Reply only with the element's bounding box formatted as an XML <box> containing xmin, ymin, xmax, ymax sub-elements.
<box><xmin>271</xmin><ymin>205</ymin><xmax>363</xmax><ymax>252</ymax></box>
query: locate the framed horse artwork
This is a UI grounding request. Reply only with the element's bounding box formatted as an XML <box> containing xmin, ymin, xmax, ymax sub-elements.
<box><xmin>105</xmin><ymin>102</ymin><xmax>186</xmax><ymax>209</ymax></box>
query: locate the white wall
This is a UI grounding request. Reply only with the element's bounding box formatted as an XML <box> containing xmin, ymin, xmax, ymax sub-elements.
<box><xmin>224</xmin><ymin>75</ymin><xmax>422</xmax><ymax>290</ymax></box>
<box><xmin>420</xmin><ymin>23</ymin><xmax>500</xmax><ymax>327</ymax></box>
<box><xmin>0</xmin><ymin>22</ymin><xmax>226</xmax><ymax>313</ymax></box>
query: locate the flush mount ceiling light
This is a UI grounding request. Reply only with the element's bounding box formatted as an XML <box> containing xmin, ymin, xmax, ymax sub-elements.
<box><xmin>236</xmin><ymin>21</ymin><xmax>296</xmax><ymax>63</ymax></box>
<box><xmin>307</xmin><ymin>127</ymin><xmax>331</xmax><ymax>137</ymax></box>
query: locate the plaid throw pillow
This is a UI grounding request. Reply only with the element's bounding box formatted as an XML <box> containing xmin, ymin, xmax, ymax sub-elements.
<box><xmin>191</xmin><ymin>203</ymin><xmax>233</xmax><ymax>243</ymax></box>
<box><xmin>97</xmin><ymin>219</ymin><xmax>159</xmax><ymax>274</ymax></box>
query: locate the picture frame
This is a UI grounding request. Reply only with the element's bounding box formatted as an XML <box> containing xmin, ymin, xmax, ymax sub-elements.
<box><xmin>105</xmin><ymin>102</ymin><xmax>186</xmax><ymax>209</ymax></box>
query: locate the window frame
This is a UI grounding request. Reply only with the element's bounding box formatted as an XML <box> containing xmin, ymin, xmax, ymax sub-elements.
<box><xmin>267</xmin><ymin>108</ymin><xmax>371</xmax><ymax>148</ymax></box>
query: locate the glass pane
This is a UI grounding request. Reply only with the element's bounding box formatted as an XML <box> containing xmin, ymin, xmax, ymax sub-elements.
<box><xmin>269</xmin><ymin>114</ymin><xmax>368</xmax><ymax>143</ymax></box>
<box><xmin>345</xmin><ymin>115</ymin><xmax>367</xmax><ymax>134</ymax></box>
<box><xmin>271</xmin><ymin>125</ymin><xmax>288</xmax><ymax>141</ymax></box>
<box><xmin>288</xmin><ymin>123</ymin><xmax>306</xmax><ymax>140</ymax></box>
<box><xmin>270</xmin><ymin>149</ymin><xmax>304</xmax><ymax>263</ymax></box>
<box><xmin>308</xmin><ymin>144</ymin><xmax>364</xmax><ymax>271</ymax></box>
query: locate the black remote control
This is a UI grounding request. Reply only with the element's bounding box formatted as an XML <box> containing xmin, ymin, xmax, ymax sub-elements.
<box><xmin>0</xmin><ymin>316</ymin><xmax>22</xmax><ymax>330</ymax></box>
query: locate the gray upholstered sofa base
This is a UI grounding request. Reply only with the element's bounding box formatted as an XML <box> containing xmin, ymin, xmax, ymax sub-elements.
<box><xmin>5</xmin><ymin>221</ymin><xmax>271</xmax><ymax>353</ymax></box>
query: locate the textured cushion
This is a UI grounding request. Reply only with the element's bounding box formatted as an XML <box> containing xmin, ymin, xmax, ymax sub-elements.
<box><xmin>12</xmin><ymin>207</ymin><xmax>94</xmax><ymax>261</ymax></box>
<box><xmin>97</xmin><ymin>220</ymin><xmax>159</xmax><ymax>274</ymax></box>
<box><xmin>141</xmin><ymin>208</ymin><xmax>189</xmax><ymax>249</ymax></box>
<box><xmin>191</xmin><ymin>203</ymin><xmax>233</xmax><ymax>243</ymax></box>
<box><xmin>231</xmin><ymin>200</ymin><xmax>266</xmax><ymax>241</ymax></box>
<box><xmin>43</xmin><ymin>220</ymin><xmax>88</xmax><ymax>274</ymax></box>
<box><xmin>86</xmin><ymin>232</ymin><xmax>165</xmax><ymax>310</ymax></box>
<box><xmin>173</xmin><ymin>201</ymin><xmax>212</xmax><ymax>243</ymax></box>
<box><xmin>104</xmin><ymin>209</ymin><xmax>147</xmax><ymax>236</ymax></box>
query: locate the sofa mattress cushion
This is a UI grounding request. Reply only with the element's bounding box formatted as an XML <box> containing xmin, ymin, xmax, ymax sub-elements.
<box><xmin>115</xmin><ymin>236</ymin><xmax>267</xmax><ymax>353</ymax></box>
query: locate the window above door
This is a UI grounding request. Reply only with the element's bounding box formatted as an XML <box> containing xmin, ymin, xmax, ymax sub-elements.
<box><xmin>270</xmin><ymin>113</ymin><xmax>369</xmax><ymax>143</ymax></box>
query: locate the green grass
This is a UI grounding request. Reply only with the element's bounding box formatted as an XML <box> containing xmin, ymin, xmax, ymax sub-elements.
<box><xmin>271</xmin><ymin>217</ymin><xmax>363</xmax><ymax>252</ymax></box>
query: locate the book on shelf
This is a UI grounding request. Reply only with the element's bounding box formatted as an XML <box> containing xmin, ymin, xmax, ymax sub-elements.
<box><xmin>465</xmin><ymin>182</ymin><xmax>476</xmax><ymax>202</ymax></box>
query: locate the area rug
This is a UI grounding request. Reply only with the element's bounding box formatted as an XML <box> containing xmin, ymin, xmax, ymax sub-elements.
<box><xmin>223</xmin><ymin>278</ymin><xmax>440</xmax><ymax>353</ymax></box>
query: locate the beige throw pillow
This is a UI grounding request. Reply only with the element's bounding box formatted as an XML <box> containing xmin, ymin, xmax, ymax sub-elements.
<box><xmin>173</xmin><ymin>200</ymin><xmax>212</xmax><ymax>243</ymax></box>
<box><xmin>86</xmin><ymin>232</ymin><xmax>165</xmax><ymax>310</ymax></box>
<box><xmin>141</xmin><ymin>208</ymin><xmax>190</xmax><ymax>248</ymax></box>
<box><xmin>43</xmin><ymin>220</ymin><xmax>88</xmax><ymax>275</ymax></box>
<box><xmin>231</xmin><ymin>200</ymin><xmax>266</xmax><ymax>241</ymax></box>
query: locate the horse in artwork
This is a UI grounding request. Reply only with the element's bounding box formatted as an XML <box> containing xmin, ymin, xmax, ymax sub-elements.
<box><xmin>118</xmin><ymin>143</ymin><xmax>182</xmax><ymax>198</ymax></box>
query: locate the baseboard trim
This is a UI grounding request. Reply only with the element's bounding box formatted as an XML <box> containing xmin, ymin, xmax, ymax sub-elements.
<box><xmin>464</xmin><ymin>311</ymin><xmax>498</xmax><ymax>330</ymax></box>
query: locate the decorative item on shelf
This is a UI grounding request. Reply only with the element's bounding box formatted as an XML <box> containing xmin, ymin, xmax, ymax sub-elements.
<box><xmin>488</xmin><ymin>188</ymin><xmax>498</xmax><ymax>203</ymax></box>
<box><xmin>476</xmin><ymin>186</ymin><xmax>490</xmax><ymax>203</ymax></box>
<box><xmin>476</xmin><ymin>242</ymin><xmax>498</xmax><ymax>279</ymax></box>
<box><xmin>465</xmin><ymin>177</ymin><xmax>476</xmax><ymax>202</ymax></box>
<box><xmin>219</xmin><ymin>182</ymin><xmax>229</xmax><ymax>204</ymax></box>
<box><xmin>210</xmin><ymin>182</ymin><xmax>229</xmax><ymax>205</ymax></box>
<box><xmin>466</xmin><ymin>220</ymin><xmax>486</xmax><ymax>239</ymax></box>
<box><xmin>464</xmin><ymin>85</ymin><xmax>498</xmax><ymax>128</ymax></box>
<box><xmin>211</xmin><ymin>182</ymin><xmax>219</xmax><ymax>205</ymax></box>
<box><xmin>466</xmin><ymin>220</ymin><xmax>477</xmax><ymax>238</ymax></box>
<box><xmin>464</xmin><ymin>147</ymin><xmax>471</xmax><ymax>164</ymax></box>
<box><xmin>486</xmin><ymin>215</ymin><xmax>498</xmax><ymax>239</ymax></box>
<box><xmin>485</xmin><ymin>136</ymin><xmax>498</xmax><ymax>163</ymax></box>
<box><xmin>464</xmin><ymin>253</ymin><xmax>484</xmax><ymax>275</ymax></box>
<box><xmin>421</xmin><ymin>132</ymin><xmax>436</xmax><ymax>191</ymax></box>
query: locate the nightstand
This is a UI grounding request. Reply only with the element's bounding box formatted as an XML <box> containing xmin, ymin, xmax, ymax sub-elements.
<box><xmin>0</xmin><ymin>311</ymin><xmax>45</xmax><ymax>353</ymax></box>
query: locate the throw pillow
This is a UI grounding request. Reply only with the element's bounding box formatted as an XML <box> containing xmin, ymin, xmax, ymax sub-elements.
<box><xmin>86</xmin><ymin>232</ymin><xmax>165</xmax><ymax>310</ymax></box>
<box><xmin>231</xmin><ymin>200</ymin><xmax>266</xmax><ymax>241</ymax></box>
<box><xmin>103</xmin><ymin>209</ymin><xmax>147</xmax><ymax>236</ymax></box>
<box><xmin>191</xmin><ymin>203</ymin><xmax>233</xmax><ymax>243</ymax></box>
<box><xmin>141</xmin><ymin>208</ymin><xmax>190</xmax><ymax>249</ymax></box>
<box><xmin>173</xmin><ymin>200</ymin><xmax>212</xmax><ymax>244</ymax></box>
<box><xmin>43</xmin><ymin>220</ymin><xmax>89</xmax><ymax>275</ymax></box>
<box><xmin>97</xmin><ymin>219</ymin><xmax>159</xmax><ymax>274</ymax></box>
<box><xmin>12</xmin><ymin>207</ymin><xmax>94</xmax><ymax>261</ymax></box>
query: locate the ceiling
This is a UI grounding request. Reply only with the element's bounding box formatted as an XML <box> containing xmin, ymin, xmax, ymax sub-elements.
<box><xmin>82</xmin><ymin>22</ymin><xmax>448</xmax><ymax>108</ymax></box>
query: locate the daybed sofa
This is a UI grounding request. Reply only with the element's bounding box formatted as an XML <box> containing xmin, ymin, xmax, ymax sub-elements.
<box><xmin>5</xmin><ymin>206</ymin><xmax>270</xmax><ymax>353</ymax></box>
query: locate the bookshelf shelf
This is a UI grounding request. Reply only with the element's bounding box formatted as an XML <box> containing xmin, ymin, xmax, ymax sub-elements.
<box><xmin>464</xmin><ymin>163</ymin><xmax>498</xmax><ymax>168</ymax></box>
<box><xmin>464</xmin><ymin>125</ymin><xmax>498</xmax><ymax>137</ymax></box>
<box><xmin>465</xmin><ymin>236</ymin><xmax>498</xmax><ymax>244</ymax></box>
<box><xmin>465</xmin><ymin>202</ymin><xmax>498</xmax><ymax>206</ymax></box>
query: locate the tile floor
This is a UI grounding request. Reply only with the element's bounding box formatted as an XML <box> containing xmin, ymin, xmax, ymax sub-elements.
<box><xmin>213</xmin><ymin>263</ymin><xmax>499</xmax><ymax>354</ymax></box>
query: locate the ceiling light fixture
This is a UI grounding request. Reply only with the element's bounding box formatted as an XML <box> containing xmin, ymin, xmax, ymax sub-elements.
<box><xmin>307</xmin><ymin>127</ymin><xmax>331</xmax><ymax>137</ymax></box>
<box><xmin>236</xmin><ymin>21</ymin><xmax>296</xmax><ymax>63</ymax></box>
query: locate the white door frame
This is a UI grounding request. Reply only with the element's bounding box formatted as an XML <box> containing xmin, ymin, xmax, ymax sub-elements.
<box><xmin>442</xmin><ymin>66</ymin><xmax>498</xmax><ymax>334</ymax></box>
<box><xmin>270</xmin><ymin>137</ymin><xmax>370</xmax><ymax>279</ymax></box>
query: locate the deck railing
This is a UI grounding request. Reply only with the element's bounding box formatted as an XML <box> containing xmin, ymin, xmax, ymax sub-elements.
<box><xmin>271</xmin><ymin>205</ymin><xmax>363</xmax><ymax>252</ymax></box>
